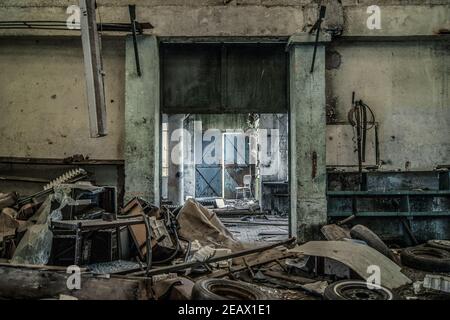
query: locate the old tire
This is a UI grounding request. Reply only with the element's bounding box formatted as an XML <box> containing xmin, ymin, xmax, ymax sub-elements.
<box><xmin>400</xmin><ymin>245</ymin><xmax>450</xmax><ymax>272</ymax></box>
<box><xmin>324</xmin><ymin>280</ymin><xmax>395</xmax><ymax>300</ymax></box>
<box><xmin>350</xmin><ymin>225</ymin><xmax>395</xmax><ymax>260</ymax></box>
<box><xmin>426</xmin><ymin>240</ymin><xmax>450</xmax><ymax>252</ymax></box>
<box><xmin>192</xmin><ymin>279</ymin><xmax>268</xmax><ymax>300</ymax></box>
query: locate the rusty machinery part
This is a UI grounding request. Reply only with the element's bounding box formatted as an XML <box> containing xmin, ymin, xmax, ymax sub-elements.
<box><xmin>151</xmin><ymin>207</ymin><xmax>181</xmax><ymax>265</ymax></box>
<box><xmin>347</xmin><ymin>97</ymin><xmax>376</xmax><ymax>147</ymax></box>
<box><xmin>130</xmin><ymin>237</ymin><xmax>295</xmax><ymax>277</ymax></box>
<box><xmin>43</xmin><ymin>169</ymin><xmax>87</xmax><ymax>190</ymax></box>
<box><xmin>425</xmin><ymin>240</ymin><xmax>450</xmax><ymax>252</ymax></box>
<box><xmin>350</xmin><ymin>224</ymin><xmax>396</xmax><ymax>262</ymax></box>
<box><xmin>192</xmin><ymin>279</ymin><xmax>269</xmax><ymax>300</ymax></box>
<box><xmin>401</xmin><ymin>245</ymin><xmax>450</xmax><ymax>272</ymax></box>
<box><xmin>324</xmin><ymin>280</ymin><xmax>395</xmax><ymax>300</ymax></box>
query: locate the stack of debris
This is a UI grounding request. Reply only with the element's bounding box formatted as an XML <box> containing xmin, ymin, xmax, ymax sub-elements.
<box><xmin>312</xmin><ymin>219</ymin><xmax>450</xmax><ymax>300</ymax></box>
<box><xmin>0</xmin><ymin>181</ymin><xmax>297</xmax><ymax>300</ymax></box>
<box><xmin>1</xmin><ymin>178</ymin><xmax>450</xmax><ymax>300</ymax></box>
<box><xmin>189</xmin><ymin>197</ymin><xmax>261</xmax><ymax>216</ymax></box>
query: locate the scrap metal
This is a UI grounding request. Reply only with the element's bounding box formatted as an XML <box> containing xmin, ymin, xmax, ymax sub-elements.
<box><xmin>80</xmin><ymin>0</ymin><xmax>107</xmax><ymax>138</ymax></box>
<box><xmin>129</xmin><ymin>237</ymin><xmax>296</xmax><ymax>277</ymax></box>
<box><xmin>309</xmin><ymin>5</ymin><xmax>327</xmax><ymax>73</ymax></box>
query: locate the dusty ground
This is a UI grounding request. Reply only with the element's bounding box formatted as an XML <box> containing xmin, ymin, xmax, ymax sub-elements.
<box><xmin>256</xmin><ymin>285</ymin><xmax>318</xmax><ymax>300</ymax></box>
<box><xmin>394</xmin><ymin>267</ymin><xmax>450</xmax><ymax>300</ymax></box>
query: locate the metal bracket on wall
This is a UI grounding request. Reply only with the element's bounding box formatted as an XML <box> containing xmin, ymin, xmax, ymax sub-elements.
<box><xmin>129</xmin><ymin>5</ymin><xmax>142</xmax><ymax>77</ymax></box>
<box><xmin>309</xmin><ymin>6</ymin><xmax>327</xmax><ymax>74</ymax></box>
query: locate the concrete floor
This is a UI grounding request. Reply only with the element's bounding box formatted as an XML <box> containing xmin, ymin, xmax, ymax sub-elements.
<box><xmin>220</xmin><ymin>216</ymin><xmax>289</xmax><ymax>243</ymax></box>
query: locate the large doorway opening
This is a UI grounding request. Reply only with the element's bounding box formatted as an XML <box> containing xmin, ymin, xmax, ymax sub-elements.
<box><xmin>159</xmin><ymin>41</ymin><xmax>289</xmax><ymax>243</ymax></box>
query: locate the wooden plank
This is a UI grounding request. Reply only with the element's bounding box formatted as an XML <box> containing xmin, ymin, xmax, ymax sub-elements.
<box><xmin>80</xmin><ymin>0</ymin><xmax>107</xmax><ymax>137</ymax></box>
<box><xmin>0</xmin><ymin>265</ymin><xmax>151</xmax><ymax>300</ymax></box>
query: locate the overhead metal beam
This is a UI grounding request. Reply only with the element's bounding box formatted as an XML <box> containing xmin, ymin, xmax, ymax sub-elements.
<box><xmin>80</xmin><ymin>0</ymin><xmax>107</xmax><ymax>138</ymax></box>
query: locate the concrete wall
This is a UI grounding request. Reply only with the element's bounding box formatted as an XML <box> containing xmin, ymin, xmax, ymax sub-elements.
<box><xmin>326</xmin><ymin>40</ymin><xmax>450</xmax><ymax>171</ymax></box>
<box><xmin>1</xmin><ymin>38</ymin><xmax>447</xmax><ymax>170</ymax></box>
<box><xmin>0</xmin><ymin>1</ymin><xmax>448</xmax><ymax>37</ymax></box>
<box><xmin>0</xmin><ymin>37</ymin><xmax>125</xmax><ymax>160</ymax></box>
<box><xmin>0</xmin><ymin>1</ymin><xmax>448</xmax><ymax>168</ymax></box>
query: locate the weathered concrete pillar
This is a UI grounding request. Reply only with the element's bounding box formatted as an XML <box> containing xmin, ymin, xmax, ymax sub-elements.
<box><xmin>125</xmin><ymin>36</ymin><xmax>160</xmax><ymax>205</ymax></box>
<box><xmin>289</xmin><ymin>34</ymin><xmax>329</xmax><ymax>242</ymax></box>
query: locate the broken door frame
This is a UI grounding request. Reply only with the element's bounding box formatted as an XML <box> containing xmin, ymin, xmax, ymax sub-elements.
<box><xmin>124</xmin><ymin>35</ymin><xmax>330</xmax><ymax>243</ymax></box>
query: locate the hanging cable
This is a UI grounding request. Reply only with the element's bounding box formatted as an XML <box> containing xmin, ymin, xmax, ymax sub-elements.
<box><xmin>348</xmin><ymin>92</ymin><xmax>376</xmax><ymax>189</ymax></box>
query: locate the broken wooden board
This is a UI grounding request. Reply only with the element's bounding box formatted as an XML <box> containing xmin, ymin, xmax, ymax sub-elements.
<box><xmin>289</xmin><ymin>241</ymin><xmax>411</xmax><ymax>289</ymax></box>
<box><xmin>0</xmin><ymin>264</ymin><xmax>152</xmax><ymax>300</ymax></box>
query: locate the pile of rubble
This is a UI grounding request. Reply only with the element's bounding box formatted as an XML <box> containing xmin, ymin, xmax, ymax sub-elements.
<box><xmin>1</xmin><ymin>181</ymin><xmax>450</xmax><ymax>300</ymax></box>
<box><xmin>0</xmin><ymin>182</ymin><xmax>296</xmax><ymax>300</ymax></box>
<box><xmin>317</xmin><ymin>220</ymin><xmax>450</xmax><ymax>299</ymax></box>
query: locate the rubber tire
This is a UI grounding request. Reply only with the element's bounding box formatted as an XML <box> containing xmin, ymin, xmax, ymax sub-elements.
<box><xmin>401</xmin><ymin>245</ymin><xmax>450</xmax><ymax>272</ymax></box>
<box><xmin>192</xmin><ymin>279</ymin><xmax>268</xmax><ymax>300</ymax></box>
<box><xmin>350</xmin><ymin>224</ymin><xmax>395</xmax><ymax>261</ymax></box>
<box><xmin>426</xmin><ymin>240</ymin><xmax>450</xmax><ymax>252</ymax></box>
<box><xmin>324</xmin><ymin>280</ymin><xmax>395</xmax><ymax>300</ymax></box>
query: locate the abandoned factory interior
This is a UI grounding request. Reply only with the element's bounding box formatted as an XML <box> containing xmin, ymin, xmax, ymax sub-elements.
<box><xmin>0</xmin><ymin>0</ymin><xmax>450</xmax><ymax>305</ymax></box>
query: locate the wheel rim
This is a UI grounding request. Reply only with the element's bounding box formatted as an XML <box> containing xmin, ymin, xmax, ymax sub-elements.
<box><xmin>335</xmin><ymin>281</ymin><xmax>393</xmax><ymax>300</ymax></box>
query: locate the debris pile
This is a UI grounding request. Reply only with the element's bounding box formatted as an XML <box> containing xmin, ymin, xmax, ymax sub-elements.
<box><xmin>0</xmin><ymin>183</ymin><xmax>295</xmax><ymax>300</ymax></box>
<box><xmin>1</xmin><ymin>181</ymin><xmax>450</xmax><ymax>300</ymax></box>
